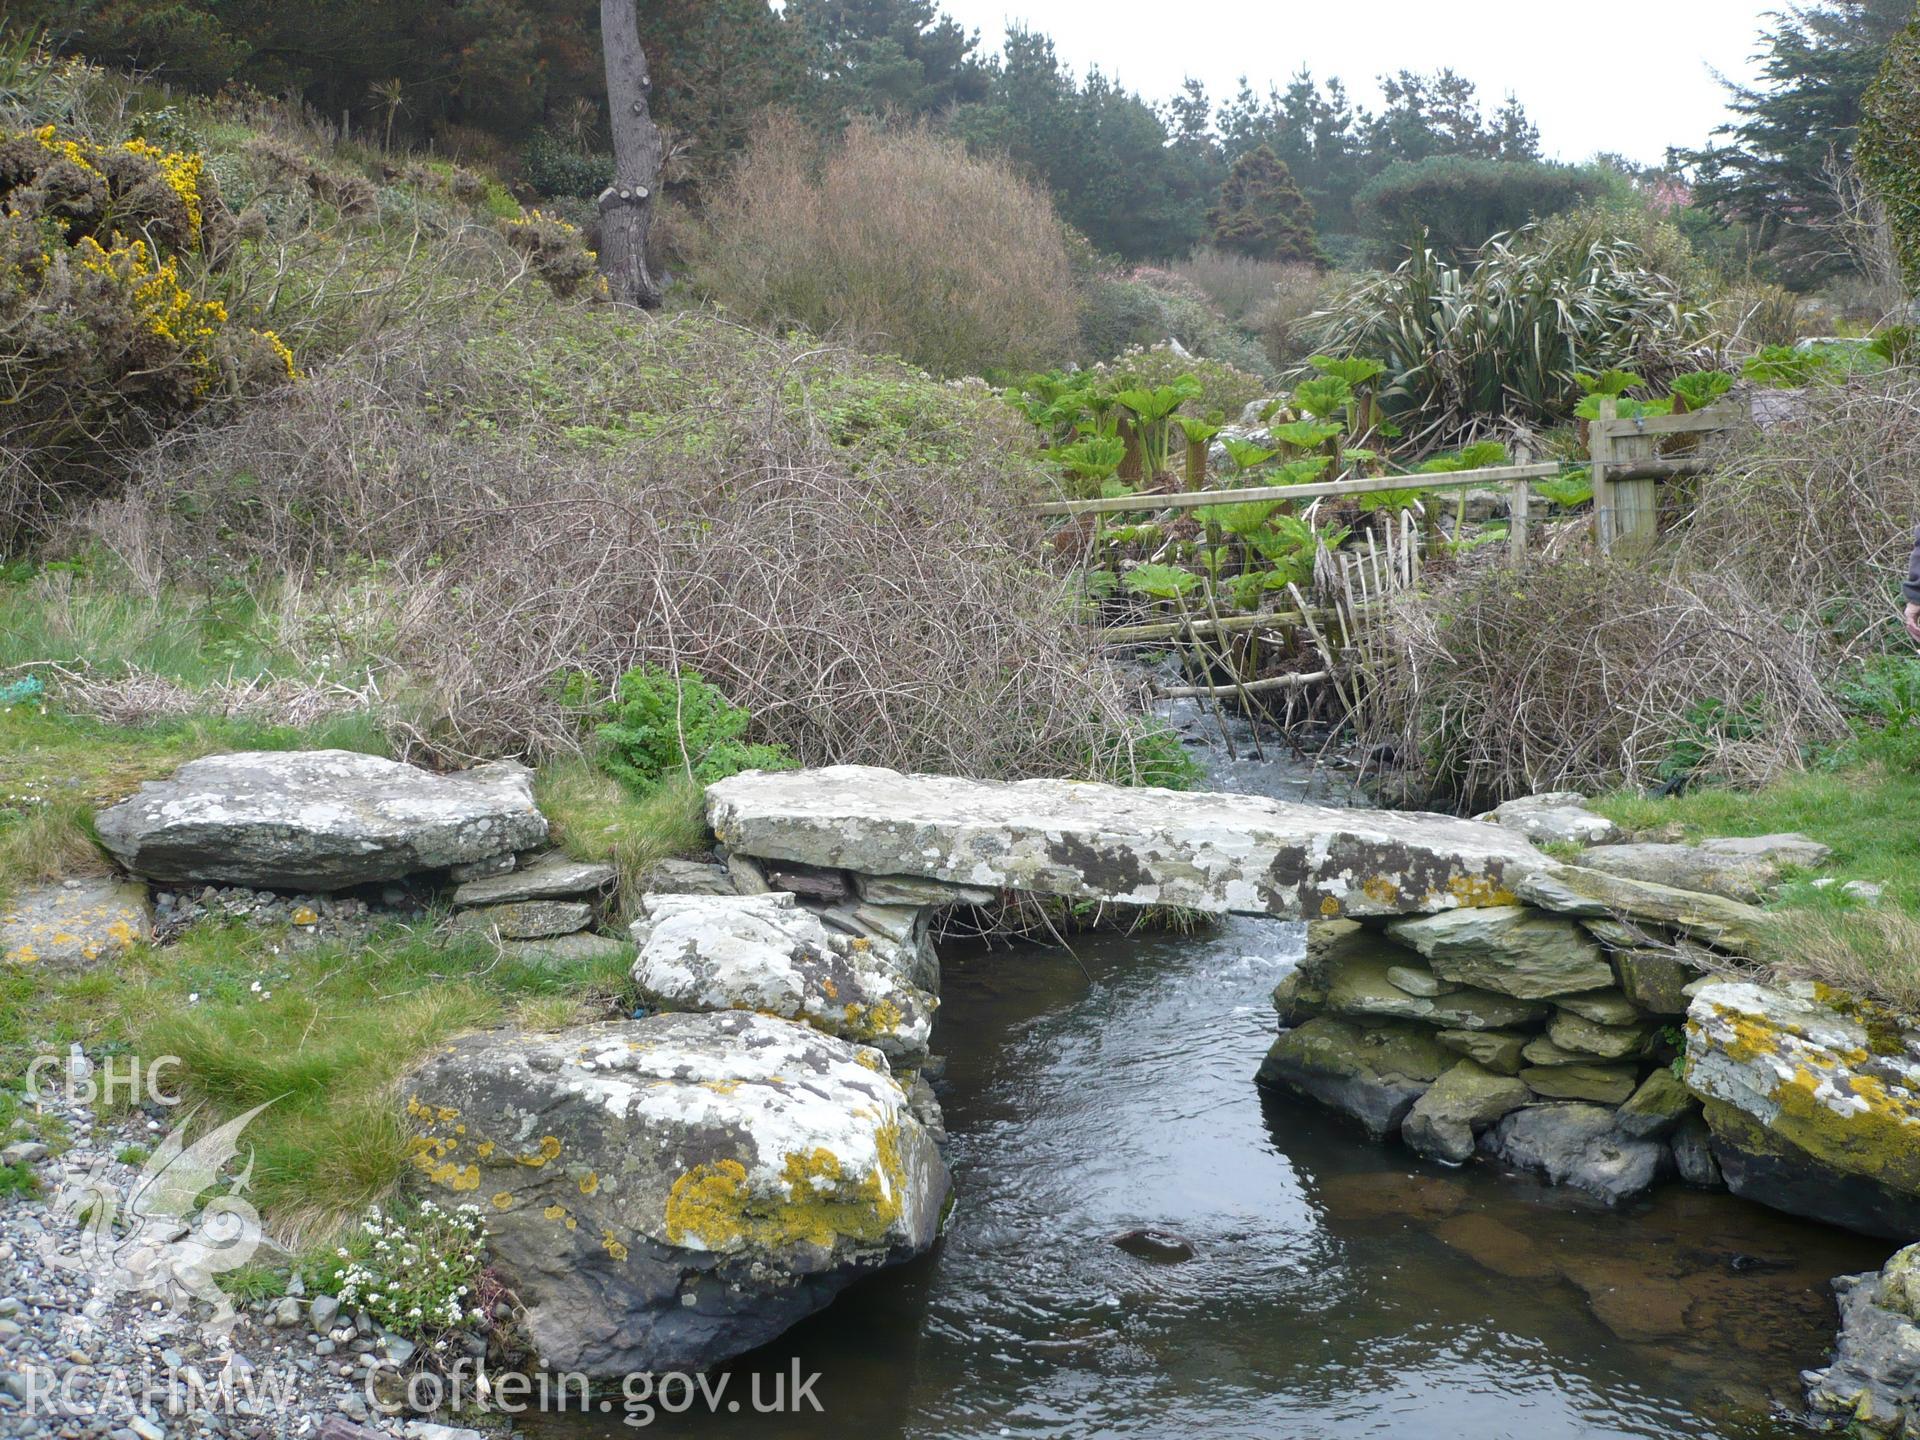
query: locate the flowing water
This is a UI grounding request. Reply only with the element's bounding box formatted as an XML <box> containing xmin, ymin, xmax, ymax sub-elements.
<box><xmin>531</xmin><ymin>730</ymin><xmax>1888</xmax><ymax>1439</ymax></box>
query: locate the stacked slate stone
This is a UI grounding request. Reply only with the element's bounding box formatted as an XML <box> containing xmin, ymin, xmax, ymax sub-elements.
<box><xmin>447</xmin><ymin>850</ymin><xmax>621</xmax><ymax>963</ymax></box>
<box><xmin>1256</xmin><ymin>795</ymin><xmax>1825</xmax><ymax>1205</ymax></box>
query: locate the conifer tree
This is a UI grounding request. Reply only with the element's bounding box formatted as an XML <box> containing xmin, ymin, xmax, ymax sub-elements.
<box><xmin>1207</xmin><ymin>145</ymin><xmax>1326</xmax><ymax>264</ymax></box>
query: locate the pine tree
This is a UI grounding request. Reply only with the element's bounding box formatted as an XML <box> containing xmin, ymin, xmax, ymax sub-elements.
<box><xmin>1207</xmin><ymin>145</ymin><xmax>1326</xmax><ymax>264</ymax></box>
<box><xmin>1859</xmin><ymin>5</ymin><xmax>1920</xmax><ymax>297</ymax></box>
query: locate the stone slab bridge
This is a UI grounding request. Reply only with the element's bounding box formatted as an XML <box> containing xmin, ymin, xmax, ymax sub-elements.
<box><xmin>704</xmin><ymin>765</ymin><xmax>1759</xmax><ymax>941</ymax></box>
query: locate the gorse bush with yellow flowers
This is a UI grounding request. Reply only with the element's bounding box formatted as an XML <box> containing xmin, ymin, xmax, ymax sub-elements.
<box><xmin>0</xmin><ymin>123</ymin><xmax>298</xmax><ymax>542</ymax></box>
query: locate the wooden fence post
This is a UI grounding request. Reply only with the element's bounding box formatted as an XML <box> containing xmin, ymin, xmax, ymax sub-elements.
<box><xmin>1508</xmin><ymin>479</ymin><xmax>1531</xmax><ymax>558</ymax></box>
<box><xmin>1591</xmin><ymin>397</ymin><xmax>1616</xmax><ymax>552</ymax></box>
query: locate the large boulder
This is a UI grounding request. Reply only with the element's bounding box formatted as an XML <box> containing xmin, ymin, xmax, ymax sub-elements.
<box><xmin>1402</xmin><ymin>1060</ymin><xmax>1533</xmax><ymax>1163</ymax></box>
<box><xmin>1805</xmin><ymin>1245</ymin><xmax>1920</xmax><ymax>1436</ymax></box>
<box><xmin>95</xmin><ymin>751</ymin><xmax>547</xmax><ymax>890</ymax></box>
<box><xmin>1255</xmin><ymin>1017</ymin><xmax>1451</xmax><ymax>1139</ymax></box>
<box><xmin>1687</xmin><ymin>979</ymin><xmax>1920</xmax><ymax>1238</ymax></box>
<box><xmin>629</xmin><ymin>893</ymin><xmax>935</xmax><ymax>1062</ymax></box>
<box><xmin>707</xmin><ymin>766</ymin><xmax>1547</xmax><ymax>921</ymax></box>
<box><xmin>1385</xmin><ymin>907</ymin><xmax>1613</xmax><ymax>999</ymax></box>
<box><xmin>402</xmin><ymin>1012</ymin><xmax>948</xmax><ymax>1377</ymax></box>
<box><xmin>1482</xmin><ymin>1103</ymin><xmax>1668</xmax><ymax>1203</ymax></box>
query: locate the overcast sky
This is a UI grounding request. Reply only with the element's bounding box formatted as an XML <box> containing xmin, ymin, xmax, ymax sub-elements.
<box><xmin>933</xmin><ymin>0</ymin><xmax>1775</xmax><ymax>166</ymax></box>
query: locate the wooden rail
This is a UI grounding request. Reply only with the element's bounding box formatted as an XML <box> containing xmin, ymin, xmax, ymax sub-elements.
<box><xmin>1592</xmin><ymin>399</ymin><xmax>1741</xmax><ymax>554</ymax></box>
<box><xmin>1031</xmin><ymin>462</ymin><xmax>1563</xmax><ymax>517</ymax></box>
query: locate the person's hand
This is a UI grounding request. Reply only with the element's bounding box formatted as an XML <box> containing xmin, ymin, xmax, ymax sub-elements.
<box><xmin>1904</xmin><ymin>602</ymin><xmax>1920</xmax><ymax>645</ymax></box>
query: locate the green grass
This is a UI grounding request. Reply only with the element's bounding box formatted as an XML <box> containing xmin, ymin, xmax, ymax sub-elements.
<box><xmin>1589</xmin><ymin>764</ymin><xmax>1920</xmax><ymax>914</ymax></box>
<box><xmin>0</xmin><ymin>916</ymin><xmax>637</xmax><ymax>1245</ymax></box>
<box><xmin>0</xmin><ymin>1161</ymin><xmax>36</xmax><ymax>1199</ymax></box>
<box><xmin>1588</xmin><ymin>763</ymin><xmax>1920</xmax><ymax>1010</ymax></box>
<box><xmin>535</xmin><ymin>759</ymin><xmax>712</xmax><ymax>914</ymax></box>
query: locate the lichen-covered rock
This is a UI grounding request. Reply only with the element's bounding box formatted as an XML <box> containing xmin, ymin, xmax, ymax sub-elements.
<box><xmin>402</xmin><ymin>1012</ymin><xmax>948</xmax><ymax>1377</ymax></box>
<box><xmin>1687</xmin><ymin>979</ymin><xmax>1920</xmax><ymax>1238</ymax></box>
<box><xmin>1514</xmin><ymin>865</ymin><xmax>1766</xmax><ymax>952</ymax></box>
<box><xmin>1385</xmin><ymin>907</ymin><xmax>1613</xmax><ymax>999</ymax></box>
<box><xmin>1615</xmin><ymin>1068</ymin><xmax>1695</xmax><ymax>1139</ymax></box>
<box><xmin>451</xmin><ymin>900</ymin><xmax>593</xmax><ymax>940</ymax></box>
<box><xmin>1577</xmin><ymin>837</ymin><xmax>1825</xmax><ymax>904</ymax></box>
<box><xmin>811</xmin><ymin>899</ymin><xmax>940</xmax><ymax>993</ymax></box>
<box><xmin>1</xmin><ymin>877</ymin><xmax>150</xmax><ymax>969</ymax></box>
<box><xmin>708</xmin><ymin>765</ymin><xmax>1546</xmax><ymax>921</ymax></box>
<box><xmin>1481</xmin><ymin>793</ymin><xmax>1621</xmax><ymax>846</ymax></box>
<box><xmin>1546</xmin><ymin>1009</ymin><xmax>1654</xmax><ymax>1060</ymax></box>
<box><xmin>1402</xmin><ymin>1060</ymin><xmax>1533</xmax><ymax>1163</ymax></box>
<box><xmin>1255</xmin><ymin>1017</ymin><xmax>1451</xmax><ymax>1138</ymax></box>
<box><xmin>1317</xmin><ymin>928</ymin><xmax>1546</xmax><ymax>1030</ymax></box>
<box><xmin>629</xmin><ymin>893</ymin><xmax>935</xmax><ymax>1061</ymax></box>
<box><xmin>1805</xmin><ymin>1248</ymin><xmax>1920</xmax><ymax>1436</ymax></box>
<box><xmin>1612</xmin><ymin>948</ymin><xmax>1700</xmax><ymax>1015</ymax></box>
<box><xmin>95</xmin><ymin>750</ymin><xmax>547</xmax><ymax>889</ymax></box>
<box><xmin>1518</xmin><ymin>1063</ymin><xmax>1639</xmax><ymax>1104</ymax></box>
<box><xmin>640</xmin><ymin>858</ymin><xmax>736</xmax><ymax>896</ymax></box>
<box><xmin>1482</xmin><ymin>1103</ymin><xmax>1668</xmax><ymax>1203</ymax></box>
<box><xmin>452</xmin><ymin>853</ymin><xmax>615</xmax><ymax>906</ymax></box>
<box><xmin>1437</xmin><ymin>1028</ymin><xmax>1529</xmax><ymax>1075</ymax></box>
<box><xmin>1554</xmin><ymin>989</ymin><xmax>1642</xmax><ymax>1026</ymax></box>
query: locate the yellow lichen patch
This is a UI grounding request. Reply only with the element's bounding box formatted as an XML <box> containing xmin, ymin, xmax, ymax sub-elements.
<box><xmin>578</xmin><ymin>1172</ymin><xmax>600</xmax><ymax>1196</ymax></box>
<box><xmin>1709</xmin><ymin>1004</ymin><xmax>1786</xmax><ymax>1065</ymax></box>
<box><xmin>1443</xmin><ymin>875</ymin><xmax>1518</xmax><ymax>908</ymax></box>
<box><xmin>543</xmin><ymin>1203</ymin><xmax>569</xmax><ymax>1221</ymax></box>
<box><xmin>491</xmin><ymin>1192</ymin><xmax>515</xmax><ymax>1211</ymax></box>
<box><xmin>291</xmin><ymin>906</ymin><xmax>318</xmax><ymax>926</ymax></box>
<box><xmin>1362</xmin><ymin>876</ymin><xmax>1400</xmax><ymax>906</ymax></box>
<box><xmin>601</xmin><ymin>1229</ymin><xmax>629</xmax><ymax>1263</ymax></box>
<box><xmin>516</xmin><ymin>1135</ymin><xmax>563</xmax><ymax>1167</ymax></box>
<box><xmin>663</xmin><ymin>1126</ymin><xmax>911</xmax><ymax>1254</ymax></box>
<box><xmin>841</xmin><ymin>999</ymin><xmax>905</xmax><ymax>1043</ymax></box>
<box><xmin>700</xmin><ymin>1080</ymin><xmax>743</xmax><ymax>1097</ymax></box>
<box><xmin>1318</xmin><ymin>896</ymin><xmax>1342</xmax><ymax>918</ymax></box>
<box><xmin>822</xmin><ymin>978</ymin><xmax>840</xmax><ymax>1001</ymax></box>
<box><xmin>476</xmin><ymin>1141</ymin><xmax>495</xmax><ymax>1159</ymax></box>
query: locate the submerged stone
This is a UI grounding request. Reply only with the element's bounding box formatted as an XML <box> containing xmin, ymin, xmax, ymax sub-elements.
<box><xmin>1386</xmin><ymin>906</ymin><xmax>1613</xmax><ymax>999</ymax></box>
<box><xmin>402</xmin><ymin>1011</ymin><xmax>948</xmax><ymax>1377</ymax></box>
<box><xmin>1805</xmin><ymin>1249</ymin><xmax>1920</xmax><ymax>1436</ymax></box>
<box><xmin>1402</xmin><ymin>1060</ymin><xmax>1533</xmax><ymax>1164</ymax></box>
<box><xmin>707</xmin><ymin>765</ymin><xmax>1547</xmax><ymax>921</ymax></box>
<box><xmin>95</xmin><ymin>749</ymin><xmax>547</xmax><ymax>890</ymax></box>
<box><xmin>1483</xmin><ymin>1103</ymin><xmax>1667</xmax><ymax>1204</ymax></box>
<box><xmin>1255</xmin><ymin>1017</ymin><xmax>1451</xmax><ymax>1139</ymax></box>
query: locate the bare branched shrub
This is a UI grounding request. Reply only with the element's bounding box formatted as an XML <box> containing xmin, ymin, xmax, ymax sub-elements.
<box><xmin>695</xmin><ymin>118</ymin><xmax>1080</xmax><ymax>378</ymax></box>
<box><xmin>1171</xmin><ymin>248</ymin><xmax>1310</xmax><ymax>327</ymax></box>
<box><xmin>1368</xmin><ymin>557</ymin><xmax>1845</xmax><ymax>810</ymax></box>
<box><xmin>1247</xmin><ymin>262</ymin><xmax>1349</xmax><ymax>369</ymax></box>
<box><xmin>1679</xmin><ymin>372</ymin><xmax>1920</xmax><ymax>647</ymax></box>
<box><xmin>97</xmin><ymin>309</ymin><xmax>1147</xmax><ymax>779</ymax></box>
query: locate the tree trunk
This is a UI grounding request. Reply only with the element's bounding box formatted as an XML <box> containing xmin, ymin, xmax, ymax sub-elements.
<box><xmin>597</xmin><ymin>0</ymin><xmax>663</xmax><ymax>308</ymax></box>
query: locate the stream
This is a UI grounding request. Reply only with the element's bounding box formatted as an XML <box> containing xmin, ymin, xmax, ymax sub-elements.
<box><xmin>530</xmin><ymin>723</ymin><xmax>1887</xmax><ymax>1439</ymax></box>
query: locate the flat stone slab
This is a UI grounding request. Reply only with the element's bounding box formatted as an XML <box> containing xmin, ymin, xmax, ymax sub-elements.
<box><xmin>1577</xmin><ymin>838</ymin><xmax>1820</xmax><ymax>903</ymax></box>
<box><xmin>95</xmin><ymin>750</ymin><xmax>547</xmax><ymax>890</ymax></box>
<box><xmin>1</xmin><ymin>877</ymin><xmax>150</xmax><ymax>969</ymax></box>
<box><xmin>1482</xmin><ymin>793</ymin><xmax>1622</xmax><ymax>846</ymax></box>
<box><xmin>453</xmin><ymin>853</ymin><xmax>616</xmax><ymax>906</ymax></box>
<box><xmin>708</xmin><ymin>766</ymin><xmax>1547</xmax><ymax>920</ymax></box>
<box><xmin>629</xmin><ymin>893</ymin><xmax>935</xmax><ymax>1060</ymax></box>
<box><xmin>403</xmin><ymin>1012</ymin><xmax>947</xmax><ymax>1376</ymax></box>
<box><xmin>451</xmin><ymin>900</ymin><xmax>593</xmax><ymax>940</ymax></box>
